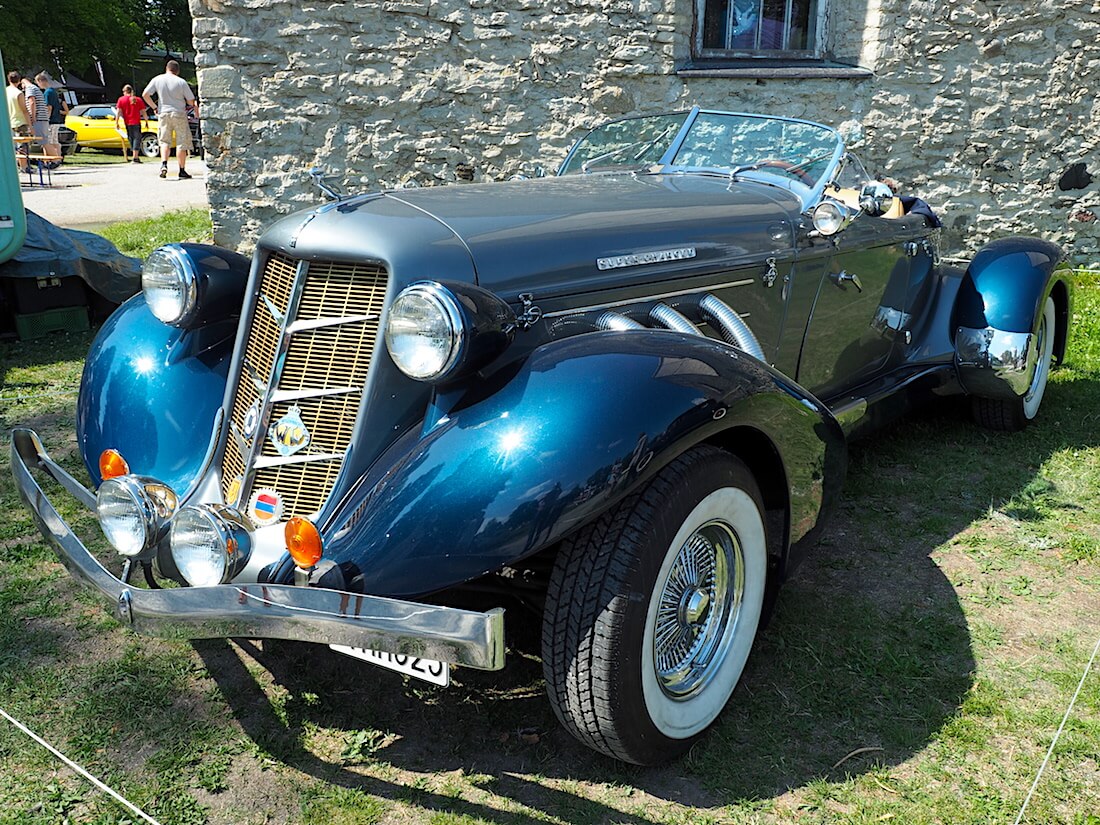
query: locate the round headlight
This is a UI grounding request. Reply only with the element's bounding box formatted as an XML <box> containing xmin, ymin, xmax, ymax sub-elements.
<box><xmin>143</xmin><ymin>245</ymin><xmax>198</xmax><ymax>325</ymax></box>
<box><xmin>811</xmin><ymin>200</ymin><xmax>849</xmax><ymax>236</ymax></box>
<box><xmin>384</xmin><ymin>283</ymin><xmax>464</xmax><ymax>380</ymax></box>
<box><xmin>170</xmin><ymin>505</ymin><xmax>252</xmax><ymax>587</ymax></box>
<box><xmin>96</xmin><ymin>476</ymin><xmax>177</xmax><ymax>557</ymax></box>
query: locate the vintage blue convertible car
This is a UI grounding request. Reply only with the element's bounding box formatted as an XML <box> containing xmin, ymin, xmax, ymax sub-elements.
<box><xmin>12</xmin><ymin>108</ymin><xmax>1073</xmax><ymax>764</ymax></box>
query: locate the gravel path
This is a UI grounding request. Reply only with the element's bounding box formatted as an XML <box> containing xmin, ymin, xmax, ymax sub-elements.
<box><xmin>19</xmin><ymin>157</ymin><xmax>209</xmax><ymax>230</ymax></box>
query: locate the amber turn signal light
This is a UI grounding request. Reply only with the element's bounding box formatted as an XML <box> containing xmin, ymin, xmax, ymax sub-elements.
<box><xmin>286</xmin><ymin>516</ymin><xmax>323</xmax><ymax>569</ymax></box>
<box><xmin>99</xmin><ymin>449</ymin><xmax>130</xmax><ymax>480</ymax></box>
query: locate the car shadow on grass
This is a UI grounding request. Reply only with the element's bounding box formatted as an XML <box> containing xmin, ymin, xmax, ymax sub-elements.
<box><xmin>196</xmin><ymin>375</ymin><xmax>1096</xmax><ymax>820</ymax></box>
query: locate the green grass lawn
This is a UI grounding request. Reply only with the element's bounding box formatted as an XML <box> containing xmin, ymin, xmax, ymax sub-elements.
<box><xmin>0</xmin><ymin>240</ymin><xmax>1095</xmax><ymax>824</ymax></box>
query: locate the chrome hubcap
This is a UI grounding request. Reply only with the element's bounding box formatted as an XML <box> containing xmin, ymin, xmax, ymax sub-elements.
<box><xmin>653</xmin><ymin>520</ymin><xmax>744</xmax><ymax>698</ymax></box>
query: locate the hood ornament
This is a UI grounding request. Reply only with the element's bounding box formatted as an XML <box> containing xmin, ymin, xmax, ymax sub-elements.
<box><xmin>308</xmin><ymin>167</ymin><xmax>344</xmax><ymax>201</ymax></box>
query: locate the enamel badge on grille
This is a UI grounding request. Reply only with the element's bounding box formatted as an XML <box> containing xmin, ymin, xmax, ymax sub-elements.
<box><xmin>249</xmin><ymin>489</ymin><xmax>284</xmax><ymax>526</ymax></box>
<box><xmin>269</xmin><ymin>404</ymin><xmax>311</xmax><ymax>457</ymax></box>
<box><xmin>242</xmin><ymin>400</ymin><xmax>262</xmax><ymax>439</ymax></box>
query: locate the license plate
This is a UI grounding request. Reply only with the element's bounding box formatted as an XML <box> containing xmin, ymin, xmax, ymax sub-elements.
<box><xmin>330</xmin><ymin>644</ymin><xmax>450</xmax><ymax>686</ymax></box>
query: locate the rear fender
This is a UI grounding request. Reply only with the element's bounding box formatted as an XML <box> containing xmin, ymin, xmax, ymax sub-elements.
<box><xmin>953</xmin><ymin>236</ymin><xmax>1073</xmax><ymax>400</ymax></box>
<box><xmin>322</xmin><ymin>331</ymin><xmax>846</xmax><ymax>597</ymax></box>
<box><xmin>77</xmin><ymin>294</ymin><xmax>235</xmax><ymax>493</ymax></box>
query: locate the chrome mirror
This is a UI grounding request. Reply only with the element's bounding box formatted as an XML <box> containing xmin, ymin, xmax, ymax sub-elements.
<box><xmin>858</xmin><ymin>180</ymin><xmax>895</xmax><ymax>216</ymax></box>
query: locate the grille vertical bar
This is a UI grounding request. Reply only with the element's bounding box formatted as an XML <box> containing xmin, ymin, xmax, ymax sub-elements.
<box><xmin>220</xmin><ymin>253</ymin><xmax>389</xmax><ymax>522</ymax></box>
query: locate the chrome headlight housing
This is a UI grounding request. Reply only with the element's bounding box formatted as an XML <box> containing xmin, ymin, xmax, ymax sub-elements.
<box><xmin>96</xmin><ymin>475</ymin><xmax>178</xmax><ymax>557</ymax></box>
<box><xmin>143</xmin><ymin>244</ymin><xmax>198</xmax><ymax>325</ymax></box>
<box><xmin>811</xmin><ymin>199</ymin><xmax>854</xmax><ymax>236</ymax></box>
<box><xmin>385</xmin><ymin>282</ymin><xmax>465</xmax><ymax>380</ymax></box>
<box><xmin>170</xmin><ymin>505</ymin><xmax>252</xmax><ymax>587</ymax></box>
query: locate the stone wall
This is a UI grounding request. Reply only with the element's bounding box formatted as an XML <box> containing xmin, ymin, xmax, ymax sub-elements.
<box><xmin>190</xmin><ymin>0</ymin><xmax>1099</xmax><ymax>265</ymax></box>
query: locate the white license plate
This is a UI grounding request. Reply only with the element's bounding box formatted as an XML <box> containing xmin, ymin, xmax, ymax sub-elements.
<box><xmin>330</xmin><ymin>644</ymin><xmax>450</xmax><ymax>686</ymax></box>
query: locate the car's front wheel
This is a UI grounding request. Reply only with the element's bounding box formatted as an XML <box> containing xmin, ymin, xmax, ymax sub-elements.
<box><xmin>140</xmin><ymin>133</ymin><xmax>160</xmax><ymax>158</ymax></box>
<box><xmin>972</xmin><ymin>296</ymin><xmax>1057</xmax><ymax>431</ymax></box>
<box><xmin>542</xmin><ymin>446</ymin><xmax>767</xmax><ymax>764</ymax></box>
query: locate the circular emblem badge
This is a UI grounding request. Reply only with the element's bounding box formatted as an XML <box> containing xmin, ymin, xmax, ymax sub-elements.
<box><xmin>242</xmin><ymin>400</ymin><xmax>262</xmax><ymax>440</ymax></box>
<box><xmin>269</xmin><ymin>404</ymin><xmax>311</xmax><ymax>457</ymax></box>
<box><xmin>248</xmin><ymin>488</ymin><xmax>284</xmax><ymax>527</ymax></box>
<box><xmin>224</xmin><ymin>476</ymin><xmax>243</xmax><ymax>507</ymax></box>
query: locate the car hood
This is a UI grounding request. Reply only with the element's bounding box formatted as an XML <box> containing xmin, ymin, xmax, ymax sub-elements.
<box><xmin>385</xmin><ymin>172</ymin><xmax>801</xmax><ymax>297</ymax></box>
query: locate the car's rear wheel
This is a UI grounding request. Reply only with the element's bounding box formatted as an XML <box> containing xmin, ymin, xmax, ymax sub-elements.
<box><xmin>542</xmin><ymin>446</ymin><xmax>767</xmax><ymax>764</ymax></box>
<box><xmin>140</xmin><ymin>133</ymin><xmax>160</xmax><ymax>158</ymax></box>
<box><xmin>972</xmin><ymin>296</ymin><xmax>1057</xmax><ymax>431</ymax></box>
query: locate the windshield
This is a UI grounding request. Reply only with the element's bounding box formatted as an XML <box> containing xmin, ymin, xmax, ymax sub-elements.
<box><xmin>559</xmin><ymin>109</ymin><xmax>844</xmax><ymax>192</ymax></box>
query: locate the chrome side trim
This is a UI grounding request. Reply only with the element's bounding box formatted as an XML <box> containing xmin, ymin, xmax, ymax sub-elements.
<box><xmin>954</xmin><ymin>325</ymin><xmax>1036</xmax><ymax>400</ymax></box>
<box><xmin>543</xmin><ymin>278</ymin><xmax>754</xmax><ymax>319</ymax></box>
<box><xmin>10</xmin><ymin>428</ymin><xmax>506</xmax><ymax>671</ymax></box>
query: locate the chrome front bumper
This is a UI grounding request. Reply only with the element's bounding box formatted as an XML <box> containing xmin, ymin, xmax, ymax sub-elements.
<box><xmin>10</xmin><ymin>428</ymin><xmax>505</xmax><ymax>671</ymax></box>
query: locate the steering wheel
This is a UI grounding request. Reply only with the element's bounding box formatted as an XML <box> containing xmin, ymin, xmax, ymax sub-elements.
<box><xmin>755</xmin><ymin>159</ymin><xmax>816</xmax><ymax>184</ymax></box>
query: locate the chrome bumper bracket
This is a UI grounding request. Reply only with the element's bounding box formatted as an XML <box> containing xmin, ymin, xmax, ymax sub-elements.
<box><xmin>9</xmin><ymin>428</ymin><xmax>506</xmax><ymax>671</ymax></box>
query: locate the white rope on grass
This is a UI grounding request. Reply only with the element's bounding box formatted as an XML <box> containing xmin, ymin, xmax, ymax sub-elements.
<box><xmin>0</xmin><ymin>704</ymin><xmax>163</xmax><ymax>825</ymax></box>
<box><xmin>1013</xmin><ymin>631</ymin><xmax>1100</xmax><ymax>825</ymax></box>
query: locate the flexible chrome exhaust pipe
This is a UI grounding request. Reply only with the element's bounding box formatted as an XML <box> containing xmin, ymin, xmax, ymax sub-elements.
<box><xmin>649</xmin><ymin>304</ymin><xmax>702</xmax><ymax>336</ymax></box>
<box><xmin>595</xmin><ymin>311</ymin><xmax>645</xmax><ymax>331</ymax></box>
<box><xmin>699</xmin><ymin>294</ymin><xmax>764</xmax><ymax>360</ymax></box>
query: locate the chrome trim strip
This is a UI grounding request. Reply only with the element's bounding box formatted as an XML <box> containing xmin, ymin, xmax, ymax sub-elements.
<box><xmin>286</xmin><ymin>314</ymin><xmax>380</xmax><ymax>334</ymax></box>
<box><xmin>252</xmin><ymin>451</ymin><xmax>344</xmax><ymax>470</ymax></box>
<box><xmin>542</xmin><ymin>278</ymin><xmax>754</xmax><ymax>318</ymax></box>
<box><xmin>268</xmin><ymin>386</ymin><xmax>360</xmax><ymax>404</ymax></box>
<box><xmin>262</xmin><ymin>294</ymin><xmax>285</xmax><ymax>325</ymax></box>
<box><xmin>10</xmin><ymin>428</ymin><xmax>506</xmax><ymax>671</ymax></box>
<box><xmin>180</xmin><ymin>410</ymin><xmax>224</xmax><ymax>504</ymax></box>
<box><xmin>241</xmin><ymin>355</ymin><xmax>267</xmax><ymax>395</ymax></box>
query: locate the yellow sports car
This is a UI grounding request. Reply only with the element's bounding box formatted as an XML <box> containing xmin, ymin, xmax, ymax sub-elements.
<box><xmin>65</xmin><ymin>104</ymin><xmax>201</xmax><ymax>158</ymax></box>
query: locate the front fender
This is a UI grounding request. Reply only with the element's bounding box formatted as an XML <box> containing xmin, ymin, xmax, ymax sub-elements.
<box><xmin>323</xmin><ymin>331</ymin><xmax>846</xmax><ymax>597</ymax></box>
<box><xmin>76</xmin><ymin>294</ymin><xmax>236</xmax><ymax>493</ymax></box>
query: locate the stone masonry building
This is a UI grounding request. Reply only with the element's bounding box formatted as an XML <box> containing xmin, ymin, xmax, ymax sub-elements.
<box><xmin>190</xmin><ymin>0</ymin><xmax>1099</xmax><ymax>265</ymax></box>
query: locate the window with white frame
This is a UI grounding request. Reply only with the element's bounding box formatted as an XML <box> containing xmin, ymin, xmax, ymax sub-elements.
<box><xmin>697</xmin><ymin>0</ymin><xmax>824</xmax><ymax>57</ymax></box>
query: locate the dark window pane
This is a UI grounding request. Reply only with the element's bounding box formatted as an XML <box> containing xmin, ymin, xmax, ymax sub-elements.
<box><xmin>729</xmin><ymin>0</ymin><xmax>761</xmax><ymax>49</ymax></box>
<box><xmin>788</xmin><ymin>0</ymin><xmax>814</xmax><ymax>49</ymax></box>
<box><xmin>703</xmin><ymin>0</ymin><xmax>730</xmax><ymax>49</ymax></box>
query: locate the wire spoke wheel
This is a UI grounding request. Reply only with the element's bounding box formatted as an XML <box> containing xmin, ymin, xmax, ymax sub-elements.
<box><xmin>652</xmin><ymin>521</ymin><xmax>743</xmax><ymax>698</ymax></box>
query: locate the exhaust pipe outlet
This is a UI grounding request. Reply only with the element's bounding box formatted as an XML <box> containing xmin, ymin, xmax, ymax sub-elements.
<box><xmin>595</xmin><ymin>311</ymin><xmax>645</xmax><ymax>331</ymax></box>
<box><xmin>699</xmin><ymin>294</ymin><xmax>764</xmax><ymax>360</ymax></box>
<box><xmin>649</xmin><ymin>303</ymin><xmax>702</xmax><ymax>336</ymax></box>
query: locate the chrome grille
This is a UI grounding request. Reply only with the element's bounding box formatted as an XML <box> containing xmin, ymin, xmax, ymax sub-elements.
<box><xmin>220</xmin><ymin>253</ymin><xmax>389</xmax><ymax>521</ymax></box>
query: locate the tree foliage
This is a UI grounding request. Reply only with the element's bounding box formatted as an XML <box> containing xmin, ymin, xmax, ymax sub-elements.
<box><xmin>0</xmin><ymin>0</ymin><xmax>191</xmax><ymax>76</ymax></box>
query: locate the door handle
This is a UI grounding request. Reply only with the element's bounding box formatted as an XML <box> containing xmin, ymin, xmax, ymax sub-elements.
<box><xmin>830</xmin><ymin>270</ymin><xmax>863</xmax><ymax>293</ymax></box>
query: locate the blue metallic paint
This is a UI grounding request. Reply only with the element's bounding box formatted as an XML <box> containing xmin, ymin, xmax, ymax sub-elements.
<box><xmin>322</xmin><ymin>331</ymin><xmax>845</xmax><ymax>598</ymax></box>
<box><xmin>953</xmin><ymin>236</ymin><xmax>1067</xmax><ymax>333</ymax></box>
<box><xmin>77</xmin><ymin>294</ymin><xmax>234</xmax><ymax>493</ymax></box>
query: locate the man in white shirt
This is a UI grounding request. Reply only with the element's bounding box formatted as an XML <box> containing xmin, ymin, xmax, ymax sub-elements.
<box><xmin>142</xmin><ymin>60</ymin><xmax>200</xmax><ymax>180</ymax></box>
